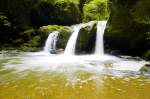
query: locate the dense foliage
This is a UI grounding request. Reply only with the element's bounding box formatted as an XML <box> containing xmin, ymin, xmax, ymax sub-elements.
<box><xmin>104</xmin><ymin>0</ymin><xmax>150</xmax><ymax>57</ymax></box>
<box><xmin>83</xmin><ymin>0</ymin><xmax>109</xmax><ymax>21</ymax></box>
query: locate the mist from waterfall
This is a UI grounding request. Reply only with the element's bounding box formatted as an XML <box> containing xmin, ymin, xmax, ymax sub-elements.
<box><xmin>94</xmin><ymin>21</ymin><xmax>107</xmax><ymax>55</ymax></box>
<box><xmin>44</xmin><ymin>31</ymin><xmax>59</xmax><ymax>53</ymax></box>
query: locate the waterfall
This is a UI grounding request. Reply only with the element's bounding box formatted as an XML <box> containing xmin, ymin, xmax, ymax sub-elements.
<box><xmin>44</xmin><ymin>31</ymin><xmax>59</xmax><ymax>53</ymax></box>
<box><xmin>64</xmin><ymin>25</ymin><xmax>81</xmax><ymax>55</ymax></box>
<box><xmin>64</xmin><ymin>21</ymin><xmax>95</xmax><ymax>55</ymax></box>
<box><xmin>64</xmin><ymin>21</ymin><xmax>106</xmax><ymax>55</ymax></box>
<box><xmin>94</xmin><ymin>21</ymin><xmax>107</xmax><ymax>55</ymax></box>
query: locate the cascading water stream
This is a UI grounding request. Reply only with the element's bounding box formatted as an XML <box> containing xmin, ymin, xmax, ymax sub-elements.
<box><xmin>64</xmin><ymin>25</ymin><xmax>81</xmax><ymax>55</ymax></box>
<box><xmin>64</xmin><ymin>21</ymin><xmax>95</xmax><ymax>55</ymax></box>
<box><xmin>44</xmin><ymin>31</ymin><xmax>59</xmax><ymax>53</ymax></box>
<box><xmin>94</xmin><ymin>21</ymin><xmax>107</xmax><ymax>55</ymax></box>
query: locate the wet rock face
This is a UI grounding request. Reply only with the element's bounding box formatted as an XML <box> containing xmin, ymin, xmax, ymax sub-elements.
<box><xmin>75</xmin><ymin>23</ymin><xmax>97</xmax><ymax>54</ymax></box>
<box><xmin>104</xmin><ymin>0</ymin><xmax>150</xmax><ymax>56</ymax></box>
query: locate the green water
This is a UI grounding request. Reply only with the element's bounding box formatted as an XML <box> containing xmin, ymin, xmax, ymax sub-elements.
<box><xmin>0</xmin><ymin>52</ymin><xmax>150</xmax><ymax>99</ymax></box>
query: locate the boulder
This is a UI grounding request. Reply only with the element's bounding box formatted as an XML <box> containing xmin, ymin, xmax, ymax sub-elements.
<box><xmin>38</xmin><ymin>25</ymin><xmax>71</xmax><ymax>49</ymax></box>
<box><xmin>75</xmin><ymin>21</ymin><xmax>97</xmax><ymax>54</ymax></box>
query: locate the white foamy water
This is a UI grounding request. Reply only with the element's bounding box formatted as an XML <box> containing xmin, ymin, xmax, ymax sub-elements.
<box><xmin>64</xmin><ymin>21</ymin><xmax>95</xmax><ymax>55</ymax></box>
<box><xmin>3</xmin><ymin>52</ymin><xmax>148</xmax><ymax>74</ymax></box>
<box><xmin>44</xmin><ymin>31</ymin><xmax>59</xmax><ymax>53</ymax></box>
<box><xmin>95</xmin><ymin>21</ymin><xmax>107</xmax><ymax>55</ymax></box>
<box><xmin>64</xmin><ymin>25</ymin><xmax>81</xmax><ymax>55</ymax></box>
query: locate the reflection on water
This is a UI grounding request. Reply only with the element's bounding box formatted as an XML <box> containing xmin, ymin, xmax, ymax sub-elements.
<box><xmin>0</xmin><ymin>51</ymin><xmax>150</xmax><ymax>99</ymax></box>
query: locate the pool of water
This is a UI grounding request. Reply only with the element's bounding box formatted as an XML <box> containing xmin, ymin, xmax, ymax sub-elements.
<box><xmin>0</xmin><ymin>51</ymin><xmax>150</xmax><ymax>99</ymax></box>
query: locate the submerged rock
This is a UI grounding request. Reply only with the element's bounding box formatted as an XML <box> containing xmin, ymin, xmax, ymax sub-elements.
<box><xmin>50</xmin><ymin>49</ymin><xmax>64</xmax><ymax>54</ymax></box>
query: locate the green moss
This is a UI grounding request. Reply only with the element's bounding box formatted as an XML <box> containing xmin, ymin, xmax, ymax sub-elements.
<box><xmin>12</xmin><ymin>28</ymin><xmax>37</xmax><ymax>46</ymax></box>
<box><xmin>38</xmin><ymin>25</ymin><xmax>69</xmax><ymax>34</ymax></box>
<box><xmin>54</xmin><ymin>0</ymin><xmax>79</xmax><ymax>4</ymax></box>
<box><xmin>38</xmin><ymin>25</ymin><xmax>71</xmax><ymax>49</ymax></box>
<box><xmin>19</xmin><ymin>36</ymin><xmax>41</xmax><ymax>51</ymax></box>
<box><xmin>0</xmin><ymin>13</ymin><xmax>11</xmax><ymax>27</ymax></box>
<box><xmin>83</xmin><ymin>0</ymin><xmax>109</xmax><ymax>22</ymax></box>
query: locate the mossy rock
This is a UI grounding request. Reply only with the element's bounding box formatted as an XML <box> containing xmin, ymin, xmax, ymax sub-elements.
<box><xmin>38</xmin><ymin>25</ymin><xmax>71</xmax><ymax>49</ymax></box>
<box><xmin>76</xmin><ymin>21</ymin><xmax>97</xmax><ymax>54</ymax></box>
